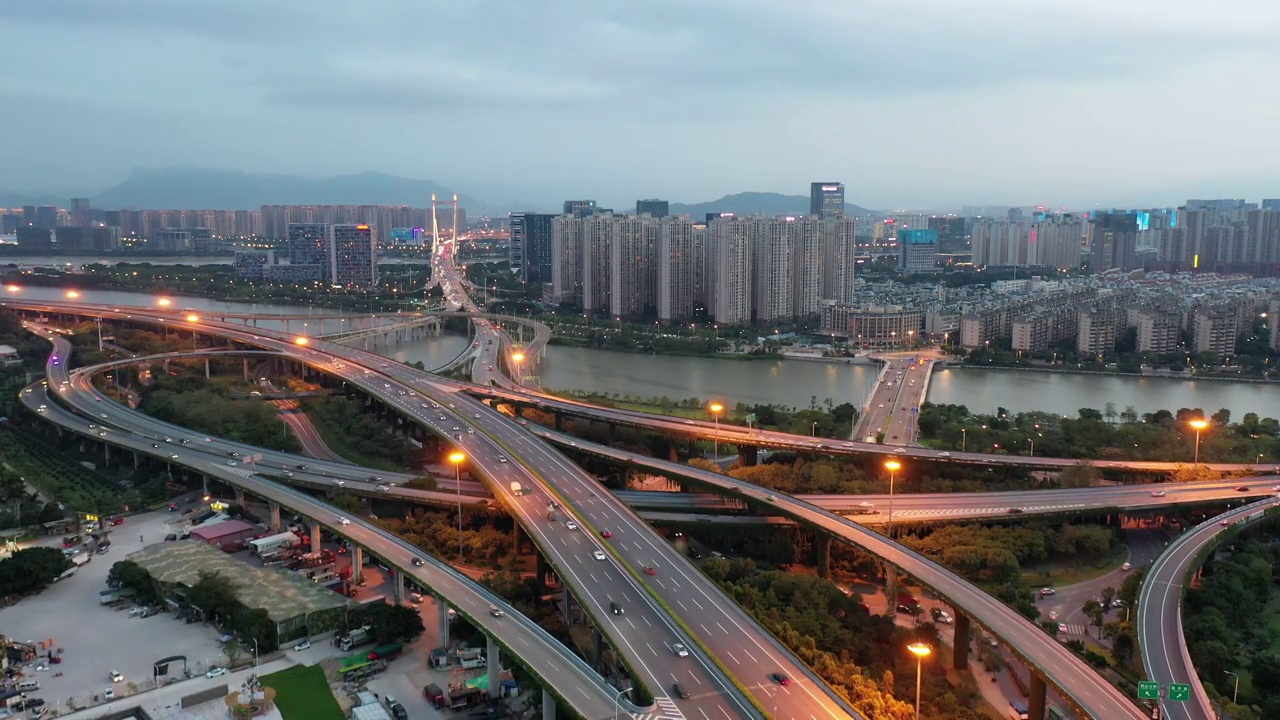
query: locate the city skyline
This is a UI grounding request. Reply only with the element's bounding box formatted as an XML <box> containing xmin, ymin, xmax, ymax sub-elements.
<box><xmin>5</xmin><ymin>1</ymin><xmax>1280</xmax><ymax>210</ymax></box>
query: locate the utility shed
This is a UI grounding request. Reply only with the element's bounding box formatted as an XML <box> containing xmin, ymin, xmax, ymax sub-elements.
<box><xmin>188</xmin><ymin>519</ymin><xmax>257</xmax><ymax>550</ymax></box>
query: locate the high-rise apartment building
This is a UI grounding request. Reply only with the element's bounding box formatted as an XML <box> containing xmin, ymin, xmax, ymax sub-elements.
<box><xmin>707</xmin><ymin>216</ymin><xmax>752</xmax><ymax>325</ymax></box>
<box><xmin>328</xmin><ymin>224</ymin><xmax>377</xmax><ymax>288</ymax></box>
<box><xmin>286</xmin><ymin>223</ymin><xmax>329</xmax><ymax>282</ymax></box>
<box><xmin>546</xmin><ymin>216</ymin><xmax>583</xmax><ymax>306</ymax></box>
<box><xmin>16</xmin><ymin>226</ymin><xmax>52</xmax><ymax>252</ymax></box>
<box><xmin>928</xmin><ymin>216</ymin><xmax>968</xmax><ymax>255</ymax></box>
<box><xmin>636</xmin><ymin>199</ymin><xmax>669</xmax><ymax>218</ymax></box>
<box><xmin>789</xmin><ymin>217</ymin><xmax>826</xmax><ymax>318</ymax></box>
<box><xmin>35</xmin><ymin>206</ymin><xmax>58</xmax><ymax>230</ymax></box>
<box><xmin>809</xmin><ymin>183</ymin><xmax>844</xmax><ymax>219</ymax></box>
<box><xmin>1087</xmin><ymin>212</ymin><xmax>1139</xmax><ymax>272</ymax></box>
<box><xmin>1136</xmin><ymin>310</ymin><xmax>1180</xmax><ymax>354</ymax></box>
<box><xmin>1270</xmin><ymin>298</ymin><xmax>1280</xmax><ymax>352</ymax></box>
<box><xmin>151</xmin><ymin>229</ymin><xmax>192</xmax><ymax>252</ymax></box>
<box><xmin>821</xmin><ymin>216</ymin><xmax>857</xmax><ymax>305</ymax></box>
<box><xmin>55</xmin><ymin>226</ymin><xmax>119</xmax><ymax>252</ymax></box>
<box><xmin>71</xmin><ymin>198</ymin><xmax>92</xmax><ymax>228</ymax></box>
<box><xmin>609</xmin><ymin>215</ymin><xmax>657</xmax><ymax>317</ymax></box>
<box><xmin>580</xmin><ymin>214</ymin><xmax>614</xmax><ymax>315</ymax></box>
<box><xmin>234</xmin><ymin>250</ymin><xmax>276</xmax><ymax>280</ymax></box>
<box><xmin>563</xmin><ymin>200</ymin><xmax>598</xmax><ymax>218</ymax></box>
<box><xmin>751</xmin><ymin>217</ymin><xmax>793</xmax><ymax>324</ymax></box>
<box><xmin>1192</xmin><ymin>311</ymin><xmax>1236</xmax><ymax>356</ymax></box>
<box><xmin>510</xmin><ymin>213</ymin><xmax>555</xmax><ymax>283</ymax></box>
<box><xmin>657</xmin><ymin>217</ymin><xmax>695</xmax><ymax>322</ymax></box>
<box><xmin>898</xmin><ymin>228</ymin><xmax>939</xmax><ymax>275</ymax></box>
<box><xmin>1077</xmin><ymin>307</ymin><xmax>1120</xmax><ymax>356</ymax></box>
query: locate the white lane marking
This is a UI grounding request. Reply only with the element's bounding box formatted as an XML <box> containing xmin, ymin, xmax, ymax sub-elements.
<box><xmin>716</xmin><ymin>622</ymin><xmax>728</xmax><ymax>634</ymax></box>
<box><xmin>691</xmin><ymin>597</ymin><xmax>703</xmax><ymax>610</ymax></box>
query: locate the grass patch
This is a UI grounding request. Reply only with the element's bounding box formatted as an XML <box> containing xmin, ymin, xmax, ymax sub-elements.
<box><xmin>1018</xmin><ymin>545</ymin><xmax>1128</xmax><ymax>587</ymax></box>
<box><xmin>299</xmin><ymin>406</ymin><xmax>410</xmax><ymax>473</ymax></box>
<box><xmin>260</xmin><ymin>665</ymin><xmax>343</xmax><ymax>720</ymax></box>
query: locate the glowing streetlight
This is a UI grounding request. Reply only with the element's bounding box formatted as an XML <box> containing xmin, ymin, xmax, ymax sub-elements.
<box><xmin>1189</xmin><ymin>418</ymin><xmax>1209</xmax><ymax>466</ymax></box>
<box><xmin>65</xmin><ymin>290</ymin><xmax>80</xmax><ymax>299</ymax></box>
<box><xmin>907</xmin><ymin>643</ymin><xmax>932</xmax><ymax>720</ymax></box>
<box><xmin>511</xmin><ymin>351</ymin><xmax>525</xmax><ymax>384</ymax></box>
<box><xmin>293</xmin><ymin>336</ymin><xmax>309</xmax><ymax>346</ymax></box>
<box><xmin>4</xmin><ymin>285</ymin><xmax>18</xmax><ymax>293</ymax></box>
<box><xmin>449</xmin><ymin>452</ymin><xmax>466</xmax><ymax>558</ymax></box>
<box><xmin>708</xmin><ymin>402</ymin><xmax>725</xmax><ymax>462</ymax></box>
<box><xmin>884</xmin><ymin>460</ymin><xmax>901</xmax><ymax>538</ymax></box>
<box><xmin>157</xmin><ymin>297</ymin><xmax>172</xmax><ymax>307</ymax></box>
<box><xmin>186</xmin><ymin>314</ymin><xmax>200</xmax><ymax>323</ymax></box>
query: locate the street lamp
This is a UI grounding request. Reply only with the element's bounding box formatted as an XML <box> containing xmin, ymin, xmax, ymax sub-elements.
<box><xmin>186</xmin><ymin>314</ymin><xmax>200</xmax><ymax>323</ymax></box>
<box><xmin>1189</xmin><ymin>419</ymin><xmax>1209</xmax><ymax>465</ymax></box>
<box><xmin>907</xmin><ymin>642</ymin><xmax>931</xmax><ymax>720</ymax></box>
<box><xmin>65</xmin><ymin>290</ymin><xmax>80</xmax><ymax>299</ymax></box>
<box><xmin>1028</xmin><ymin>438</ymin><xmax>1034</xmax><ymax>457</ymax></box>
<box><xmin>708</xmin><ymin>402</ymin><xmax>725</xmax><ymax>462</ymax></box>
<box><xmin>1225</xmin><ymin>670</ymin><xmax>1240</xmax><ymax>704</ymax></box>
<box><xmin>294</xmin><ymin>336</ymin><xmax>309</xmax><ymax>346</ymax></box>
<box><xmin>612</xmin><ymin>685</ymin><xmax>630</xmax><ymax>720</ymax></box>
<box><xmin>511</xmin><ymin>351</ymin><xmax>525</xmax><ymax>384</ymax></box>
<box><xmin>157</xmin><ymin>297</ymin><xmax>172</xmax><ymax>307</ymax></box>
<box><xmin>448</xmin><ymin>452</ymin><xmax>466</xmax><ymax>558</ymax></box>
<box><xmin>811</xmin><ymin>421</ymin><xmax>818</xmax><ymax>437</ymax></box>
<box><xmin>884</xmin><ymin>460</ymin><xmax>901</xmax><ymax>539</ymax></box>
<box><xmin>961</xmin><ymin>427</ymin><xmax>966</xmax><ymax>452</ymax></box>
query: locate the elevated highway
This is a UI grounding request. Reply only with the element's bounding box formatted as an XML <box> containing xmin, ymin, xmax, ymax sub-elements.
<box><xmin>23</xmin><ymin>352</ymin><xmax>654</xmax><ymax>720</ymax></box>
<box><xmin>1138</xmin><ymin>498</ymin><xmax>1277</xmax><ymax>720</ymax></box>
<box><xmin>20</xmin><ymin>309</ymin><xmax>772</xmax><ymax>719</ymax></box>
<box><xmin>532</xmin><ymin>425</ymin><xmax>1148</xmax><ymax>720</ymax></box>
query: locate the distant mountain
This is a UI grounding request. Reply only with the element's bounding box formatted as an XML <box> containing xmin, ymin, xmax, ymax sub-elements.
<box><xmin>91</xmin><ymin>167</ymin><xmax>496</xmax><ymax>213</ymax></box>
<box><xmin>0</xmin><ymin>191</ymin><xmax>73</xmax><ymax>208</ymax></box>
<box><xmin>669</xmin><ymin>192</ymin><xmax>875</xmax><ymax>218</ymax></box>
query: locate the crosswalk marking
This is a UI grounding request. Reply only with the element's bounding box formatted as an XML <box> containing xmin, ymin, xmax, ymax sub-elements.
<box><xmin>1058</xmin><ymin>624</ymin><xmax>1089</xmax><ymax>636</ymax></box>
<box><xmin>632</xmin><ymin>697</ymin><xmax>685</xmax><ymax>720</ymax></box>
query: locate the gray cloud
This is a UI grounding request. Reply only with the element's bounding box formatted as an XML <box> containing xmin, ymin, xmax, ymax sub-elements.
<box><xmin>2</xmin><ymin>0</ymin><xmax>1279</xmax><ymax>207</ymax></box>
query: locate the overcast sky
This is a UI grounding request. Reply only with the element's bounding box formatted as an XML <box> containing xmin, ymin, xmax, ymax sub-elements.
<box><xmin>5</xmin><ymin>0</ymin><xmax>1280</xmax><ymax>210</ymax></box>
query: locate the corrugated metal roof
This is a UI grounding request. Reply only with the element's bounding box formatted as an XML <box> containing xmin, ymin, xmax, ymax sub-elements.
<box><xmin>188</xmin><ymin>519</ymin><xmax>255</xmax><ymax>541</ymax></box>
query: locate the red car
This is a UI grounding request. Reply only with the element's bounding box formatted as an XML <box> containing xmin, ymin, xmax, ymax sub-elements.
<box><xmin>110</xmin><ymin>517</ymin><xmax>125</xmax><ymax>526</ymax></box>
<box><xmin>771</xmin><ymin>673</ymin><xmax>791</xmax><ymax>686</ymax></box>
<box><xmin>600</xmin><ymin>530</ymin><xmax>612</xmax><ymax>539</ymax></box>
<box><xmin>644</xmin><ymin>566</ymin><xmax>657</xmax><ymax>576</ymax></box>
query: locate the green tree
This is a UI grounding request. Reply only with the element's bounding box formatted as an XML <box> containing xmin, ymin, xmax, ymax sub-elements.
<box><xmin>355</xmin><ymin>601</ymin><xmax>425</xmax><ymax>643</ymax></box>
<box><xmin>1081</xmin><ymin>599</ymin><xmax>1105</xmax><ymax>635</ymax></box>
<box><xmin>186</xmin><ymin>571</ymin><xmax>238</xmax><ymax>622</ymax></box>
<box><xmin>0</xmin><ymin>546</ymin><xmax>72</xmax><ymax>596</ymax></box>
<box><xmin>221</xmin><ymin>640</ymin><xmax>242</xmax><ymax>667</ymax></box>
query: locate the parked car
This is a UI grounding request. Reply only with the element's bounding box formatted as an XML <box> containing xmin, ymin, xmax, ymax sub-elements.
<box><xmin>293</xmin><ymin>640</ymin><xmax>311</xmax><ymax>652</ymax></box>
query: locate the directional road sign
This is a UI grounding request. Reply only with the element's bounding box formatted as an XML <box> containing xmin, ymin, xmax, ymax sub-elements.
<box><xmin>1137</xmin><ymin>681</ymin><xmax>1160</xmax><ymax>700</ymax></box>
<box><xmin>1168</xmin><ymin>683</ymin><xmax>1191</xmax><ymax>702</ymax></box>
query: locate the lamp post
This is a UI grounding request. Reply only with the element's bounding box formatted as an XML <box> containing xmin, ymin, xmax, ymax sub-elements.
<box><xmin>907</xmin><ymin>642</ymin><xmax>931</xmax><ymax>720</ymax></box>
<box><xmin>811</xmin><ymin>421</ymin><xmax>818</xmax><ymax>437</ymax></box>
<box><xmin>961</xmin><ymin>427</ymin><xmax>966</xmax><ymax>453</ymax></box>
<box><xmin>251</xmin><ymin>638</ymin><xmax>259</xmax><ymax>667</ymax></box>
<box><xmin>1189</xmin><ymin>419</ymin><xmax>1209</xmax><ymax>466</ymax></box>
<box><xmin>884</xmin><ymin>460</ymin><xmax>901</xmax><ymax>539</ymax></box>
<box><xmin>1225</xmin><ymin>670</ymin><xmax>1240</xmax><ymax>704</ymax></box>
<box><xmin>1028</xmin><ymin>438</ymin><xmax>1034</xmax><ymax>457</ymax></box>
<box><xmin>449</xmin><ymin>452</ymin><xmax>466</xmax><ymax>558</ymax></box>
<box><xmin>708</xmin><ymin>402</ymin><xmax>725</xmax><ymax>462</ymax></box>
<box><xmin>511</xmin><ymin>351</ymin><xmax>525</xmax><ymax>385</ymax></box>
<box><xmin>612</xmin><ymin>685</ymin><xmax>630</xmax><ymax>720</ymax></box>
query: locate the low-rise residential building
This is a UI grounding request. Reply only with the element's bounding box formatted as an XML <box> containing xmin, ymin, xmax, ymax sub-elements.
<box><xmin>1077</xmin><ymin>306</ymin><xmax>1121</xmax><ymax>357</ymax></box>
<box><xmin>1136</xmin><ymin>310</ymin><xmax>1181</xmax><ymax>353</ymax></box>
<box><xmin>1192</xmin><ymin>310</ymin><xmax>1237</xmax><ymax>356</ymax></box>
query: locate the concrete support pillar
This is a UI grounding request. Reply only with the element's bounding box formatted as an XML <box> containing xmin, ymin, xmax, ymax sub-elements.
<box><xmin>103</xmin><ymin>443</ymin><xmax>111</xmax><ymax>464</ymax></box>
<box><xmin>1029</xmin><ymin>673</ymin><xmax>1047</xmax><ymax>720</ymax></box>
<box><xmin>310</xmin><ymin>523</ymin><xmax>321</xmax><ymax>554</ymax></box>
<box><xmin>204</xmin><ymin>358</ymin><xmax>210</xmax><ymax>379</ymax></box>
<box><xmin>593</xmin><ymin>627</ymin><xmax>605</xmax><ymax>668</ymax></box>
<box><xmin>201</xmin><ymin>474</ymin><xmax>210</xmax><ymax>499</ymax></box>
<box><xmin>132</xmin><ymin>450</ymin><xmax>140</xmax><ymax>469</ymax></box>
<box><xmin>438</xmin><ymin>600</ymin><xmax>451</xmax><ymax>646</ymax></box>
<box><xmin>740</xmin><ymin>444</ymin><xmax>758</xmax><ymax>467</ymax></box>
<box><xmin>561</xmin><ymin>587</ymin><xmax>571</xmax><ymax>624</ymax></box>
<box><xmin>486</xmin><ymin>635</ymin><xmax>500</xmax><ymax>696</ymax></box>
<box><xmin>668</xmin><ymin>442</ymin><xmax>679</xmax><ymax>462</ymax></box>
<box><xmin>884</xmin><ymin>565</ymin><xmax>898</xmax><ymax>617</ymax></box>
<box><xmin>542</xmin><ymin>687</ymin><xmax>556</xmax><ymax>720</ymax></box>
<box><xmin>234</xmin><ymin>488</ymin><xmax>245</xmax><ymax>509</ymax></box>
<box><xmin>392</xmin><ymin>569</ymin><xmax>405</xmax><ymax>604</ymax></box>
<box><xmin>814</xmin><ymin>534</ymin><xmax>831</xmax><ymax>579</ymax></box>
<box><xmin>352</xmin><ymin>546</ymin><xmax>363</xmax><ymax>583</ymax></box>
<box><xmin>269</xmin><ymin>502</ymin><xmax>281</xmax><ymax>532</ymax></box>
<box><xmin>243</xmin><ymin>359</ymin><xmax>250</xmax><ymax>382</ymax></box>
<box><xmin>536</xmin><ymin>551</ymin><xmax>551</xmax><ymax>586</ymax></box>
<box><xmin>554</xmin><ymin>413</ymin><xmax>563</xmax><ymax>432</ymax></box>
<box><xmin>952</xmin><ymin>612</ymin><xmax>971</xmax><ymax>670</ymax></box>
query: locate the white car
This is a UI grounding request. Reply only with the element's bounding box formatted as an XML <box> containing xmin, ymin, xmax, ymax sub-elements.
<box><xmin>565</xmin><ymin>521</ymin><xmax>578</xmax><ymax>531</ymax></box>
<box><xmin>293</xmin><ymin>640</ymin><xmax>311</xmax><ymax>651</ymax></box>
<box><xmin>1121</xmin><ymin>562</ymin><xmax>1132</xmax><ymax>571</ymax></box>
<box><xmin>338</xmin><ymin>517</ymin><xmax>351</xmax><ymax>526</ymax></box>
<box><xmin>1150</xmin><ymin>490</ymin><xmax>1167</xmax><ymax>497</ymax></box>
<box><xmin>205</xmin><ymin>667</ymin><xmax>228</xmax><ymax>678</ymax></box>
<box><xmin>673</xmin><ymin>643</ymin><xmax>689</xmax><ymax>657</ymax></box>
<box><xmin>103</xmin><ymin>688</ymin><xmax>115</xmax><ymax>700</ymax></box>
<box><xmin>109</xmin><ymin>670</ymin><xmax>123</xmax><ymax>682</ymax></box>
<box><xmin>592</xmin><ymin>550</ymin><xmax>607</xmax><ymax>561</ymax></box>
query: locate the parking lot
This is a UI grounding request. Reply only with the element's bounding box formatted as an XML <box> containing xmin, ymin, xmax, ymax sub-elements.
<box><xmin>0</xmin><ymin>511</ymin><xmax>232</xmax><ymax>714</ymax></box>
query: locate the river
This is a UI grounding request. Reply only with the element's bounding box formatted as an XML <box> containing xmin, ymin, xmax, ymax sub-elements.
<box><xmin>8</xmin><ymin>286</ymin><xmax>1280</xmax><ymax>419</ymax></box>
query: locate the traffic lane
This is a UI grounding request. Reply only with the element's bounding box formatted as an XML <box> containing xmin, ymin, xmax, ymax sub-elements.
<box><xmin>492</xmin><ymin>429</ymin><xmax>854</xmax><ymax>719</ymax></box>
<box><xmin>562</xmin><ymin>436</ymin><xmax>1146</xmax><ymax>720</ymax></box>
<box><xmin>367</xmin><ymin>392</ymin><xmax>746</xmax><ymax>715</ymax></box>
<box><xmin>27</xmin><ymin>396</ymin><xmax>631</xmax><ymax>719</ymax></box>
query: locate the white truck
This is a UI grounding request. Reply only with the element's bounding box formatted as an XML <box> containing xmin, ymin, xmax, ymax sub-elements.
<box><xmin>249</xmin><ymin>531</ymin><xmax>300</xmax><ymax>557</ymax></box>
<box><xmin>338</xmin><ymin>625</ymin><xmax>374</xmax><ymax>651</ymax></box>
<box><xmin>69</xmin><ymin>551</ymin><xmax>91</xmax><ymax>566</ymax></box>
<box><xmin>509</xmin><ymin>482</ymin><xmax>524</xmax><ymax>496</ymax></box>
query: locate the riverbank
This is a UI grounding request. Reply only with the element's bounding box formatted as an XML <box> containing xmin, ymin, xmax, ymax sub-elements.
<box><xmin>944</xmin><ymin>361</ymin><xmax>1280</xmax><ymax>385</ymax></box>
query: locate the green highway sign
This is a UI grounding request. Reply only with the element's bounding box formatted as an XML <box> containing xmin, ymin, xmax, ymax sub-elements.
<box><xmin>1137</xmin><ymin>681</ymin><xmax>1160</xmax><ymax>700</ymax></box>
<box><xmin>1168</xmin><ymin>683</ymin><xmax>1191</xmax><ymax>702</ymax></box>
<box><xmin>745</xmin><ymin>413</ymin><xmax>757</xmax><ymax>426</ymax></box>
